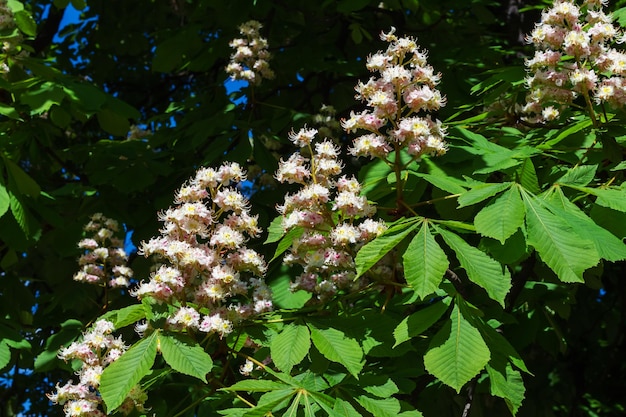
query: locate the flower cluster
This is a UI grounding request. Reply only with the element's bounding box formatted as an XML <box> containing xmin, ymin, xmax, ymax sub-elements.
<box><xmin>275</xmin><ymin>127</ymin><xmax>388</xmax><ymax>301</ymax></box>
<box><xmin>48</xmin><ymin>320</ymin><xmax>147</xmax><ymax>416</ymax></box>
<box><xmin>342</xmin><ymin>27</ymin><xmax>447</xmax><ymax>160</ymax></box>
<box><xmin>226</xmin><ymin>20</ymin><xmax>275</xmax><ymax>86</ymax></box>
<box><xmin>524</xmin><ymin>0</ymin><xmax>626</xmax><ymax>121</ymax></box>
<box><xmin>74</xmin><ymin>213</ymin><xmax>133</xmax><ymax>288</ymax></box>
<box><xmin>133</xmin><ymin>163</ymin><xmax>272</xmax><ymax>337</ymax></box>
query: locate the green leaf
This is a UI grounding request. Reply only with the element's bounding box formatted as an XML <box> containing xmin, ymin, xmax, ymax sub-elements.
<box><xmin>610</xmin><ymin>161</ymin><xmax>626</xmax><ymax>171</ymax></box>
<box><xmin>4</xmin><ymin>157</ymin><xmax>41</xmax><ymax>197</ymax></box>
<box><xmin>361</xmin><ymin>375</ymin><xmax>399</xmax><ymax>398</ymax></box>
<box><xmin>555</xmin><ymin>165</ymin><xmax>597</xmax><ymax>187</ymax></box>
<box><xmin>9</xmin><ymin>194</ymin><xmax>30</xmax><ymax>236</ymax></box>
<box><xmin>265</xmin><ymin>216</ymin><xmax>286</xmax><ymax>244</ymax></box>
<box><xmin>100</xmin><ymin>304</ymin><xmax>147</xmax><ymax>329</ymax></box>
<box><xmin>394</xmin><ymin>298</ymin><xmax>451</xmax><ymax>347</ymax></box>
<box><xmin>333</xmin><ymin>398</ymin><xmax>362</xmax><ymax>417</ymax></box>
<box><xmin>403</xmin><ymin>222</ymin><xmax>449</xmax><ymax>299</ymax></box>
<box><xmin>0</xmin><ymin>183</ymin><xmax>9</xmax><ymax>217</ymax></box>
<box><xmin>100</xmin><ymin>332</ymin><xmax>158</xmax><ymax>411</ymax></box>
<box><xmin>158</xmin><ymin>332</ymin><xmax>212</xmax><ymax>382</ymax></box>
<box><xmin>356</xmin><ymin>395</ymin><xmax>401</xmax><ymax>417</ymax></box>
<box><xmin>476</xmin><ymin>320</ymin><xmax>529</xmax><ymax>375</ymax></box>
<box><xmin>0</xmin><ymin>103</ymin><xmax>21</xmax><ymax>120</ymax></box>
<box><xmin>517</xmin><ymin>158</ymin><xmax>540</xmax><ymax>195</ymax></box>
<box><xmin>35</xmin><ymin>319</ymin><xmax>83</xmax><ymax>372</ymax></box>
<box><xmin>50</xmin><ymin>105</ymin><xmax>72</xmax><ymax>128</ymax></box>
<box><xmin>438</xmin><ymin>228</ymin><xmax>511</xmax><ymax>307</ymax></box>
<box><xmin>14</xmin><ymin>10</ymin><xmax>37</xmax><ymax>36</ymax></box>
<box><xmin>225</xmin><ymin>380</ymin><xmax>291</xmax><ymax>392</ymax></box>
<box><xmin>417</xmin><ymin>173</ymin><xmax>467</xmax><ymax>194</ymax></box>
<box><xmin>242</xmin><ymin>389</ymin><xmax>296</xmax><ymax>417</ymax></box>
<box><xmin>566</xmin><ymin>186</ymin><xmax>626</xmax><ymax>213</ymax></box>
<box><xmin>0</xmin><ymin>341</ymin><xmax>10</xmax><ymax>370</ymax></box>
<box><xmin>271</xmin><ymin>323</ymin><xmax>311</xmax><ymax>374</ymax></box>
<box><xmin>70</xmin><ymin>0</ymin><xmax>86</xmax><ymax>10</ymax></box>
<box><xmin>269</xmin><ymin>267</ymin><xmax>312</xmax><ymax>309</ymax></box>
<box><xmin>115</xmin><ymin>304</ymin><xmax>147</xmax><ymax>329</ymax></box>
<box><xmin>545</xmin><ymin>188</ymin><xmax>626</xmax><ymax>262</ymax></box>
<box><xmin>270</xmin><ymin>226</ymin><xmax>305</xmax><ymax>262</ymax></box>
<box><xmin>457</xmin><ymin>182</ymin><xmax>512</xmax><ymax>208</ymax></box>
<box><xmin>423</xmin><ymin>303</ymin><xmax>491</xmax><ymax>393</ymax></box>
<box><xmin>487</xmin><ymin>363</ymin><xmax>525</xmax><ymax>416</ymax></box>
<box><xmin>308</xmin><ymin>324</ymin><xmax>364</xmax><ymax>378</ymax></box>
<box><xmin>474</xmin><ymin>187</ymin><xmax>525</xmax><ymax>244</ymax></box>
<box><xmin>355</xmin><ymin>219</ymin><xmax>421</xmax><ymax>278</ymax></box>
<box><xmin>97</xmin><ymin>108</ymin><xmax>131</xmax><ymax>136</ymax></box>
<box><xmin>521</xmin><ymin>190</ymin><xmax>599</xmax><ymax>282</ymax></box>
<box><xmin>538</xmin><ymin>117</ymin><xmax>593</xmax><ymax>149</ymax></box>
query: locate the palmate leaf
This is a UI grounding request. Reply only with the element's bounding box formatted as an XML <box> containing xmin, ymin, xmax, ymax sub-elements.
<box><xmin>521</xmin><ymin>190</ymin><xmax>599</xmax><ymax>282</ymax></box>
<box><xmin>225</xmin><ymin>380</ymin><xmax>291</xmax><ymax>392</ymax></box>
<box><xmin>158</xmin><ymin>332</ymin><xmax>212</xmax><ymax>382</ymax></box>
<box><xmin>100</xmin><ymin>332</ymin><xmax>158</xmax><ymax>411</ymax></box>
<box><xmin>424</xmin><ymin>303</ymin><xmax>491</xmax><ymax>393</ymax></box>
<box><xmin>270</xmin><ymin>226</ymin><xmax>305</xmax><ymax>262</ymax></box>
<box><xmin>487</xmin><ymin>363</ymin><xmax>526</xmax><ymax>416</ymax></box>
<box><xmin>355</xmin><ymin>218</ymin><xmax>421</xmax><ymax>278</ymax></box>
<box><xmin>394</xmin><ymin>298</ymin><xmax>451</xmax><ymax>347</ymax></box>
<box><xmin>403</xmin><ymin>221</ymin><xmax>449</xmax><ymax>299</ymax></box>
<box><xmin>271</xmin><ymin>323</ymin><xmax>311</xmax><ymax>373</ymax></box>
<box><xmin>517</xmin><ymin>158</ymin><xmax>540</xmax><ymax>195</ymax></box>
<box><xmin>333</xmin><ymin>398</ymin><xmax>362</xmax><ymax>417</ymax></box>
<box><xmin>555</xmin><ymin>165</ymin><xmax>597</xmax><ymax>187</ymax></box>
<box><xmin>474</xmin><ymin>187</ymin><xmax>525</xmax><ymax>244</ymax></box>
<box><xmin>438</xmin><ymin>228</ymin><xmax>511</xmax><ymax>307</ymax></box>
<box><xmin>545</xmin><ymin>188</ymin><xmax>626</xmax><ymax>262</ymax></box>
<box><xmin>308</xmin><ymin>323</ymin><xmax>364</xmax><ymax>378</ymax></box>
<box><xmin>242</xmin><ymin>389</ymin><xmax>297</xmax><ymax>417</ymax></box>
<box><xmin>356</xmin><ymin>395</ymin><xmax>401</xmax><ymax>417</ymax></box>
<box><xmin>457</xmin><ymin>182</ymin><xmax>512</xmax><ymax>208</ymax></box>
<box><xmin>99</xmin><ymin>304</ymin><xmax>147</xmax><ymax>329</ymax></box>
<box><xmin>565</xmin><ymin>185</ymin><xmax>626</xmax><ymax>213</ymax></box>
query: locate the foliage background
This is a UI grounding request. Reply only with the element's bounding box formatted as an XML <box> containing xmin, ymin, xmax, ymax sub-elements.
<box><xmin>1</xmin><ymin>0</ymin><xmax>625</xmax><ymax>416</ymax></box>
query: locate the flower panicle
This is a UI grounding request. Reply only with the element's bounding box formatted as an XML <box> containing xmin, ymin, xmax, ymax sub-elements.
<box><xmin>523</xmin><ymin>0</ymin><xmax>626</xmax><ymax>122</ymax></box>
<box><xmin>74</xmin><ymin>213</ymin><xmax>133</xmax><ymax>288</ymax></box>
<box><xmin>342</xmin><ymin>27</ymin><xmax>448</xmax><ymax>160</ymax></box>
<box><xmin>133</xmin><ymin>162</ymin><xmax>272</xmax><ymax>338</ymax></box>
<box><xmin>275</xmin><ymin>127</ymin><xmax>388</xmax><ymax>301</ymax></box>
<box><xmin>226</xmin><ymin>20</ymin><xmax>275</xmax><ymax>86</ymax></box>
<box><xmin>48</xmin><ymin>320</ymin><xmax>147</xmax><ymax>416</ymax></box>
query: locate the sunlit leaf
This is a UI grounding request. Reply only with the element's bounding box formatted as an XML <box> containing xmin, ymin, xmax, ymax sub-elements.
<box><xmin>394</xmin><ymin>298</ymin><xmax>451</xmax><ymax>347</ymax></box>
<box><xmin>158</xmin><ymin>332</ymin><xmax>212</xmax><ymax>382</ymax></box>
<box><xmin>487</xmin><ymin>363</ymin><xmax>526</xmax><ymax>416</ymax></box>
<box><xmin>356</xmin><ymin>395</ymin><xmax>401</xmax><ymax>417</ymax></box>
<box><xmin>438</xmin><ymin>228</ymin><xmax>511</xmax><ymax>307</ymax></box>
<box><xmin>545</xmin><ymin>188</ymin><xmax>626</xmax><ymax>262</ymax></box>
<box><xmin>424</xmin><ymin>303</ymin><xmax>490</xmax><ymax>393</ymax></box>
<box><xmin>457</xmin><ymin>182</ymin><xmax>512</xmax><ymax>208</ymax></box>
<box><xmin>403</xmin><ymin>221</ymin><xmax>449</xmax><ymax>299</ymax></box>
<box><xmin>308</xmin><ymin>324</ymin><xmax>364</xmax><ymax>378</ymax></box>
<box><xmin>474</xmin><ymin>187</ymin><xmax>525</xmax><ymax>243</ymax></box>
<box><xmin>100</xmin><ymin>333</ymin><xmax>158</xmax><ymax>411</ymax></box>
<box><xmin>271</xmin><ymin>323</ymin><xmax>311</xmax><ymax>374</ymax></box>
<box><xmin>356</xmin><ymin>219</ymin><xmax>421</xmax><ymax>278</ymax></box>
<box><xmin>555</xmin><ymin>165</ymin><xmax>597</xmax><ymax>187</ymax></box>
<box><xmin>521</xmin><ymin>190</ymin><xmax>599</xmax><ymax>282</ymax></box>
